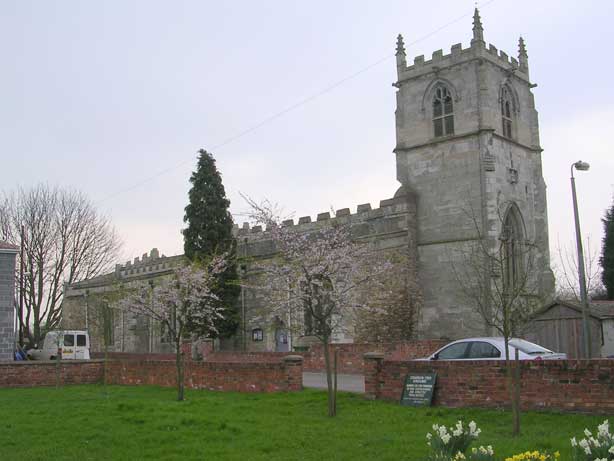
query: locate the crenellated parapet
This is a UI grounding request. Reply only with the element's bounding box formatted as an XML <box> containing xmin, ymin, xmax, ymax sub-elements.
<box><xmin>395</xmin><ymin>9</ymin><xmax>530</xmax><ymax>86</ymax></box>
<box><xmin>66</xmin><ymin>248</ymin><xmax>185</xmax><ymax>295</ymax></box>
<box><xmin>113</xmin><ymin>248</ymin><xmax>184</xmax><ymax>279</ymax></box>
<box><xmin>233</xmin><ymin>192</ymin><xmax>416</xmax><ymax>260</ymax></box>
<box><xmin>395</xmin><ymin>40</ymin><xmax>529</xmax><ymax>86</ymax></box>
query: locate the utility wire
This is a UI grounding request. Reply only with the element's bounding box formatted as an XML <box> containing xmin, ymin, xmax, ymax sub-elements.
<box><xmin>97</xmin><ymin>0</ymin><xmax>497</xmax><ymax>204</ymax></box>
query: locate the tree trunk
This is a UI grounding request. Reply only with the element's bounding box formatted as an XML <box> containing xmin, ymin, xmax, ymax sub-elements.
<box><xmin>103</xmin><ymin>341</ymin><xmax>109</xmax><ymax>394</ymax></box>
<box><xmin>322</xmin><ymin>338</ymin><xmax>336</xmax><ymax>417</ymax></box>
<box><xmin>176</xmin><ymin>340</ymin><xmax>185</xmax><ymax>401</ymax></box>
<box><xmin>504</xmin><ymin>336</ymin><xmax>519</xmax><ymax>437</ymax></box>
<box><xmin>513</xmin><ymin>347</ymin><xmax>521</xmax><ymax>435</ymax></box>
<box><xmin>333</xmin><ymin>348</ymin><xmax>338</xmax><ymax>416</ymax></box>
<box><xmin>55</xmin><ymin>353</ymin><xmax>62</xmax><ymax>389</ymax></box>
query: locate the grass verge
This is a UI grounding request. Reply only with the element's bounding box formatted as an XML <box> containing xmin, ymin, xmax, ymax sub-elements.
<box><xmin>0</xmin><ymin>385</ymin><xmax>610</xmax><ymax>460</ymax></box>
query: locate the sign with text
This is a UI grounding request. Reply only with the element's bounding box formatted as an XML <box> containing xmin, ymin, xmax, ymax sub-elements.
<box><xmin>400</xmin><ymin>373</ymin><xmax>437</xmax><ymax>407</ymax></box>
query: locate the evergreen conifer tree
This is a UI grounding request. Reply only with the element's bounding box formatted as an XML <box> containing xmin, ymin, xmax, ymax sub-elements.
<box><xmin>183</xmin><ymin>149</ymin><xmax>240</xmax><ymax>337</ymax></box>
<box><xmin>600</xmin><ymin>199</ymin><xmax>614</xmax><ymax>299</ymax></box>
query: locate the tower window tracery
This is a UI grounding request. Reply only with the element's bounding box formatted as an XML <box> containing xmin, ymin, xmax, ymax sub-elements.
<box><xmin>501</xmin><ymin>86</ymin><xmax>514</xmax><ymax>139</ymax></box>
<box><xmin>501</xmin><ymin>205</ymin><xmax>524</xmax><ymax>291</ymax></box>
<box><xmin>432</xmin><ymin>85</ymin><xmax>454</xmax><ymax>137</ymax></box>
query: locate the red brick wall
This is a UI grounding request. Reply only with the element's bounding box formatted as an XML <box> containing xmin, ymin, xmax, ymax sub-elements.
<box><xmin>0</xmin><ymin>356</ymin><xmax>303</xmax><ymax>393</ymax></box>
<box><xmin>0</xmin><ymin>361</ymin><xmax>104</xmax><ymax>387</ymax></box>
<box><xmin>206</xmin><ymin>351</ymin><xmax>292</xmax><ymax>363</ymax></box>
<box><xmin>364</xmin><ymin>357</ymin><xmax>614</xmax><ymax>414</ymax></box>
<box><xmin>206</xmin><ymin>341</ymin><xmax>446</xmax><ymax>374</ymax></box>
<box><xmin>301</xmin><ymin>341</ymin><xmax>447</xmax><ymax>373</ymax></box>
<box><xmin>91</xmin><ymin>352</ymin><xmax>175</xmax><ymax>361</ymax></box>
<box><xmin>105</xmin><ymin>356</ymin><xmax>303</xmax><ymax>392</ymax></box>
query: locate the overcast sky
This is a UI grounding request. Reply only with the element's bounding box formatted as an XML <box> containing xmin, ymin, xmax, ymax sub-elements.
<box><xmin>1</xmin><ymin>0</ymin><xmax>612</xmax><ymax>276</ymax></box>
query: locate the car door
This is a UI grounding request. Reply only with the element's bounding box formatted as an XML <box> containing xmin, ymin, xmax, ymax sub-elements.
<box><xmin>466</xmin><ymin>341</ymin><xmax>502</xmax><ymax>360</ymax></box>
<box><xmin>62</xmin><ymin>333</ymin><xmax>76</xmax><ymax>359</ymax></box>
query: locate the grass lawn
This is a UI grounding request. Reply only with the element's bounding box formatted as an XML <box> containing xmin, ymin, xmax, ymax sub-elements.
<box><xmin>0</xmin><ymin>385</ymin><xmax>610</xmax><ymax>460</ymax></box>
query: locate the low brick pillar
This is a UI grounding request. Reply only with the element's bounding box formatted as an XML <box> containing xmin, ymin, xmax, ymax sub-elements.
<box><xmin>363</xmin><ymin>352</ymin><xmax>384</xmax><ymax>400</ymax></box>
<box><xmin>282</xmin><ymin>355</ymin><xmax>304</xmax><ymax>391</ymax></box>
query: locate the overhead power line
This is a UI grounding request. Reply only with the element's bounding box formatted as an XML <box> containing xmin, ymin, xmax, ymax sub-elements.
<box><xmin>97</xmin><ymin>0</ymin><xmax>497</xmax><ymax>205</ymax></box>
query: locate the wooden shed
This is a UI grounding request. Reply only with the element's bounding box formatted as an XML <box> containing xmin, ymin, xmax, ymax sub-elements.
<box><xmin>525</xmin><ymin>300</ymin><xmax>614</xmax><ymax>359</ymax></box>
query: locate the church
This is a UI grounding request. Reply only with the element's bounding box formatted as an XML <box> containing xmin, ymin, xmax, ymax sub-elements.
<box><xmin>61</xmin><ymin>10</ymin><xmax>555</xmax><ymax>354</ymax></box>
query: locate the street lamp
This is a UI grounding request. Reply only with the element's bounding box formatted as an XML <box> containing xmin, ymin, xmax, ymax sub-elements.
<box><xmin>570</xmin><ymin>160</ymin><xmax>591</xmax><ymax>358</ymax></box>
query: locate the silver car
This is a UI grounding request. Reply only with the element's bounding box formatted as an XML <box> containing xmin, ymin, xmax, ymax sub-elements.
<box><xmin>420</xmin><ymin>337</ymin><xmax>567</xmax><ymax>361</ymax></box>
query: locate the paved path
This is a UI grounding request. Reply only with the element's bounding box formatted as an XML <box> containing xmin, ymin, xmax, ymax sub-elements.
<box><xmin>302</xmin><ymin>372</ymin><xmax>365</xmax><ymax>393</ymax></box>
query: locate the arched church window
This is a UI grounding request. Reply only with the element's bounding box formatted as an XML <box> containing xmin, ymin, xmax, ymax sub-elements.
<box><xmin>433</xmin><ymin>85</ymin><xmax>454</xmax><ymax>137</ymax></box>
<box><xmin>501</xmin><ymin>206</ymin><xmax>524</xmax><ymax>291</ymax></box>
<box><xmin>302</xmin><ymin>276</ymin><xmax>334</xmax><ymax>337</ymax></box>
<box><xmin>501</xmin><ymin>86</ymin><xmax>514</xmax><ymax>139</ymax></box>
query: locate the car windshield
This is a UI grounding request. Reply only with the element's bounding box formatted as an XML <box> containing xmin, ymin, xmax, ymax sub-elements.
<box><xmin>509</xmin><ymin>339</ymin><xmax>553</xmax><ymax>355</ymax></box>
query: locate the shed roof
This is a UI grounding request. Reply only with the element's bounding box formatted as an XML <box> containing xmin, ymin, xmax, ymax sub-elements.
<box><xmin>538</xmin><ymin>299</ymin><xmax>614</xmax><ymax>320</ymax></box>
<box><xmin>0</xmin><ymin>241</ymin><xmax>19</xmax><ymax>252</ymax></box>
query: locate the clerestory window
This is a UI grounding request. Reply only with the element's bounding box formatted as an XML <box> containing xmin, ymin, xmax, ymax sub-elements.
<box><xmin>501</xmin><ymin>86</ymin><xmax>514</xmax><ymax>139</ymax></box>
<box><xmin>433</xmin><ymin>85</ymin><xmax>454</xmax><ymax>137</ymax></box>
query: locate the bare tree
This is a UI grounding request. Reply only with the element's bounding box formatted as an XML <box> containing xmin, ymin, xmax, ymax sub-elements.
<box><xmin>244</xmin><ymin>197</ymin><xmax>390</xmax><ymax>417</ymax></box>
<box><xmin>554</xmin><ymin>236</ymin><xmax>605</xmax><ymax>301</ymax></box>
<box><xmin>0</xmin><ymin>184</ymin><xmax>122</xmax><ymax>347</ymax></box>
<box><xmin>451</xmin><ymin>201</ymin><xmax>548</xmax><ymax>436</ymax></box>
<box><xmin>119</xmin><ymin>259</ymin><xmax>226</xmax><ymax>401</ymax></box>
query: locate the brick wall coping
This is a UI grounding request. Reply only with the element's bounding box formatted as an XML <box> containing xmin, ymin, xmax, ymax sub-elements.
<box><xmin>282</xmin><ymin>355</ymin><xmax>304</xmax><ymax>362</ymax></box>
<box><xmin>0</xmin><ymin>360</ymin><xmax>105</xmax><ymax>366</ymax></box>
<box><xmin>107</xmin><ymin>359</ymin><xmax>291</xmax><ymax>369</ymax></box>
<box><xmin>364</xmin><ymin>352</ymin><xmax>385</xmax><ymax>359</ymax></box>
<box><xmin>380</xmin><ymin>358</ymin><xmax>613</xmax><ymax>365</ymax></box>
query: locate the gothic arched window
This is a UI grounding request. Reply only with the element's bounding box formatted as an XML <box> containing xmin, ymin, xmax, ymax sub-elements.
<box><xmin>302</xmin><ymin>276</ymin><xmax>333</xmax><ymax>337</ymax></box>
<box><xmin>501</xmin><ymin>86</ymin><xmax>514</xmax><ymax>139</ymax></box>
<box><xmin>433</xmin><ymin>85</ymin><xmax>454</xmax><ymax>137</ymax></box>
<box><xmin>501</xmin><ymin>206</ymin><xmax>524</xmax><ymax>291</ymax></box>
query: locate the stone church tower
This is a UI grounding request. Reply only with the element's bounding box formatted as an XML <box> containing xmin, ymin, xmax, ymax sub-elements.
<box><xmin>393</xmin><ymin>10</ymin><xmax>555</xmax><ymax>338</ymax></box>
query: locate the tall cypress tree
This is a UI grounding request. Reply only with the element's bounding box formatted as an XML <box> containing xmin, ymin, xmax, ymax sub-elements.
<box><xmin>600</xmin><ymin>198</ymin><xmax>614</xmax><ymax>299</ymax></box>
<box><xmin>183</xmin><ymin>149</ymin><xmax>240</xmax><ymax>337</ymax></box>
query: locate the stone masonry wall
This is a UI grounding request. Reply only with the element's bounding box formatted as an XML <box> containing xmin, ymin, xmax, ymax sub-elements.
<box><xmin>234</xmin><ymin>192</ymin><xmax>418</xmax><ymax>351</ymax></box>
<box><xmin>0</xmin><ymin>246</ymin><xmax>18</xmax><ymax>361</ymax></box>
<box><xmin>394</xmin><ymin>34</ymin><xmax>554</xmax><ymax>339</ymax></box>
<box><xmin>364</xmin><ymin>356</ymin><xmax>614</xmax><ymax>414</ymax></box>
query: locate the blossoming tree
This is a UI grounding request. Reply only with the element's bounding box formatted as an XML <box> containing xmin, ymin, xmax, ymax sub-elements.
<box><xmin>244</xmin><ymin>197</ymin><xmax>391</xmax><ymax>417</ymax></box>
<box><xmin>119</xmin><ymin>258</ymin><xmax>226</xmax><ymax>401</ymax></box>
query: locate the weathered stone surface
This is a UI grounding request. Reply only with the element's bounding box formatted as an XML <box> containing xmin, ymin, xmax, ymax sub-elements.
<box><xmin>0</xmin><ymin>244</ymin><xmax>18</xmax><ymax>361</ymax></box>
<box><xmin>394</xmin><ymin>29</ymin><xmax>554</xmax><ymax>339</ymax></box>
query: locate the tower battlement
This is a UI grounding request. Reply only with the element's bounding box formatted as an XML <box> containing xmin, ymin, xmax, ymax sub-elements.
<box><xmin>395</xmin><ymin>9</ymin><xmax>530</xmax><ymax>86</ymax></box>
<box><xmin>233</xmin><ymin>194</ymin><xmax>410</xmax><ymax>241</ymax></box>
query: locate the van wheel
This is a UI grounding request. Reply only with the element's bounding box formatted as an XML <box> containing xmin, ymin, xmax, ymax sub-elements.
<box><xmin>49</xmin><ymin>356</ymin><xmax>55</xmax><ymax>361</ymax></box>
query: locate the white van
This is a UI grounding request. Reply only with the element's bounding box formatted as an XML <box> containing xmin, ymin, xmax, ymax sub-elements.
<box><xmin>27</xmin><ymin>330</ymin><xmax>91</xmax><ymax>361</ymax></box>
